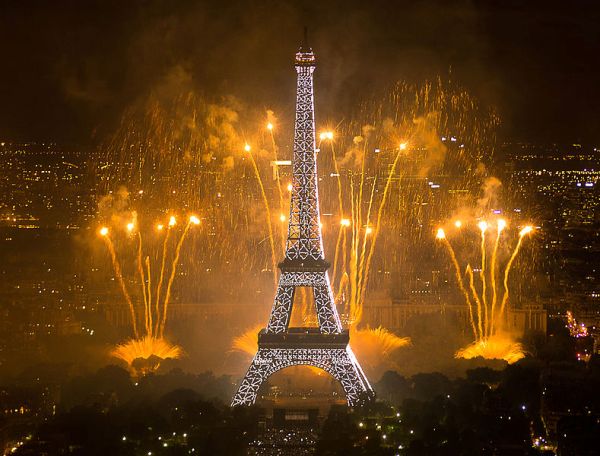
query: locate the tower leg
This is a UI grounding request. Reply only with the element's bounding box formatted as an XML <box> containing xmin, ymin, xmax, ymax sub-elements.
<box><xmin>266</xmin><ymin>284</ymin><xmax>295</xmax><ymax>333</ymax></box>
<box><xmin>313</xmin><ymin>274</ymin><xmax>342</xmax><ymax>333</ymax></box>
<box><xmin>231</xmin><ymin>347</ymin><xmax>374</xmax><ymax>407</ymax></box>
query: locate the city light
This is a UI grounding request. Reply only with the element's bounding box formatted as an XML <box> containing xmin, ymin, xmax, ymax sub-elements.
<box><xmin>399</xmin><ymin>142</ymin><xmax>408</xmax><ymax>150</ymax></box>
<box><xmin>99</xmin><ymin>226</ymin><xmax>109</xmax><ymax>236</ymax></box>
<box><xmin>267</xmin><ymin>122</ymin><xmax>273</xmax><ymax>131</ymax></box>
<box><xmin>244</xmin><ymin>143</ymin><xmax>251</xmax><ymax>152</ymax></box>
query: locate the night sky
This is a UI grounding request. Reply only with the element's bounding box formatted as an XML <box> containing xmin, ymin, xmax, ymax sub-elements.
<box><xmin>0</xmin><ymin>0</ymin><xmax>598</xmax><ymax>145</ymax></box>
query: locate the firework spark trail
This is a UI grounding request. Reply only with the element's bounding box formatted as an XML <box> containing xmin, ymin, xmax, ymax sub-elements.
<box><xmin>136</xmin><ymin>232</ymin><xmax>150</xmax><ymax>334</ymax></box>
<box><xmin>160</xmin><ymin>219</ymin><xmax>193</xmax><ymax>337</ymax></box>
<box><xmin>478</xmin><ymin>222</ymin><xmax>489</xmax><ymax>338</ymax></box>
<box><xmin>154</xmin><ymin>224</ymin><xmax>171</xmax><ymax>335</ymax></box>
<box><xmin>269</xmin><ymin>129</ymin><xmax>285</xmax><ymax>216</ymax></box>
<box><xmin>489</xmin><ymin>220</ymin><xmax>505</xmax><ymax>336</ymax></box>
<box><xmin>246</xmin><ymin>147</ymin><xmax>278</xmax><ymax>290</ymax></box>
<box><xmin>359</xmin><ymin>145</ymin><xmax>406</xmax><ymax>325</ymax></box>
<box><xmin>356</xmin><ymin>137</ymin><xmax>371</xmax><ymax>299</ymax></box>
<box><xmin>102</xmin><ymin>232</ymin><xmax>139</xmax><ymax>338</ymax></box>
<box><xmin>331</xmin><ymin>225</ymin><xmax>344</xmax><ymax>289</ymax></box>
<box><xmin>336</xmin><ymin>271</ymin><xmax>349</xmax><ymax>312</ymax></box>
<box><xmin>145</xmin><ymin>255</ymin><xmax>153</xmax><ymax>334</ymax></box>
<box><xmin>269</xmin><ymin>129</ymin><xmax>287</xmax><ymax>252</ymax></box>
<box><xmin>497</xmin><ymin>226</ymin><xmax>532</xmax><ymax>332</ymax></box>
<box><xmin>330</xmin><ymin>139</ymin><xmax>346</xmax><ymax>290</ymax></box>
<box><xmin>466</xmin><ymin>265</ymin><xmax>484</xmax><ymax>340</ymax></box>
<box><xmin>438</xmin><ymin>231</ymin><xmax>478</xmax><ymax>339</ymax></box>
<box><xmin>348</xmin><ymin>178</ymin><xmax>360</xmax><ymax>322</ymax></box>
<box><xmin>357</xmin><ymin>177</ymin><xmax>378</xmax><ymax>322</ymax></box>
<box><xmin>341</xmin><ymin>227</ymin><xmax>348</xmax><ymax>301</ymax></box>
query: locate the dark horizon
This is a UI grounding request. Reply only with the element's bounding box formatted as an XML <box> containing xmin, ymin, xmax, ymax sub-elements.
<box><xmin>0</xmin><ymin>0</ymin><xmax>599</xmax><ymax>146</ymax></box>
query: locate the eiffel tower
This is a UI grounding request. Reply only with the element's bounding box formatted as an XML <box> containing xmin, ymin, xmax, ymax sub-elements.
<box><xmin>231</xmin><ymin>32</ymin><xmax>374</xmax><ymax>407</ymax></box>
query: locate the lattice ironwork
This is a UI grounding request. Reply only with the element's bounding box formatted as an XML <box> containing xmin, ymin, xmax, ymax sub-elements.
<box><xmin>266</xmin><ymin>271</ymin><xmax>342</xmax><ymax>334</ymax></box>
<box><xmin>232</xmin><ymin>38</ymin><xmax>374</xmax><ymax>408</ymax></box>
<box><xmin>231</xmin><ymin>347</ymin><xmax>372</xmax><ymax>407</ymax></box>
<box><xmin>285</xmin><ymin>46</ymin><xmax>323</xmax><ymax>262</ymax></box>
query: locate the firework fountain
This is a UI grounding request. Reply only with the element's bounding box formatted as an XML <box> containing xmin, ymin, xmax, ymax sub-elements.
<box><xmin>436</xmin><ymin>219</ymin><xmax>534</xmax><ymax>364</ymax></box>
<box><xmin>98</xmin><ymin>213</ymin><xmax>200</xmax><ymax>373</ymax></box>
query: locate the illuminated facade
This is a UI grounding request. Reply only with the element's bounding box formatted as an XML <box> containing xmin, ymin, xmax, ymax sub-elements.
<box><xmin>232</xmin><ymin>35</ymin><xmax>374</xmax><ymax>407</ymax></box>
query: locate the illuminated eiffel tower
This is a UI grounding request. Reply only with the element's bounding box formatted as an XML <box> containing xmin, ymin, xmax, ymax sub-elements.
<box><xmin>232</xmin><ymin>32</ymin><xmax>374</xmax><ymax>407</ymax></box>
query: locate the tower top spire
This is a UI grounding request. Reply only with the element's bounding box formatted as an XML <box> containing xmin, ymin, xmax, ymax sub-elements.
<box><xmin>295</xmin><ymin>26</ymin><xmax>315</xmax><ymax>67</ymax></box>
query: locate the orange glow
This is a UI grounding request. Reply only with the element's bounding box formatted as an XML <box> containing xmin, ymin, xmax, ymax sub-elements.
<box><xmin>455</xmin><ymin>333</ymin><xmax>525</xmax><ymax>364</ymax></box>
<box><xmin>244</xmin><ymin>143</ymin><xmax>251</xmax><ymax>152</ymax></box>
<box><xmin>112</xmin><ymin>336</ymin><xmax>182</xmax><ymax>374</ymax></box>
<box><xmin>436</xmin><ymin>228</ymin><xmax>446</xmax><ymax>239</ymax></box>
<box><xmin>99</xmin><ymin>226</ymin><xmax>109</xmax><ymax>236</ymax></box>
<box><xmin>340</xmin><ymin>218</ymin><xmax>351</xmax><ymax>227</ymax></box>
<box><xmin>189</xmin><ymin>215</ymin><xmax>200</xmax><ymax>225</ymax></box>
<box><xmin>497</xmin><ymin>219</ymin><xmax>507</xmax><ymax>232</ymax></box>
<box><xmin>520</xmin><ymin>225</ymin><xmax>533</xmax><ymax>236</ymax></box>
<box><xmin>168</xmin><ymin>216</ymin><xmax>176</xmax><ymax>227</ymax></box>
